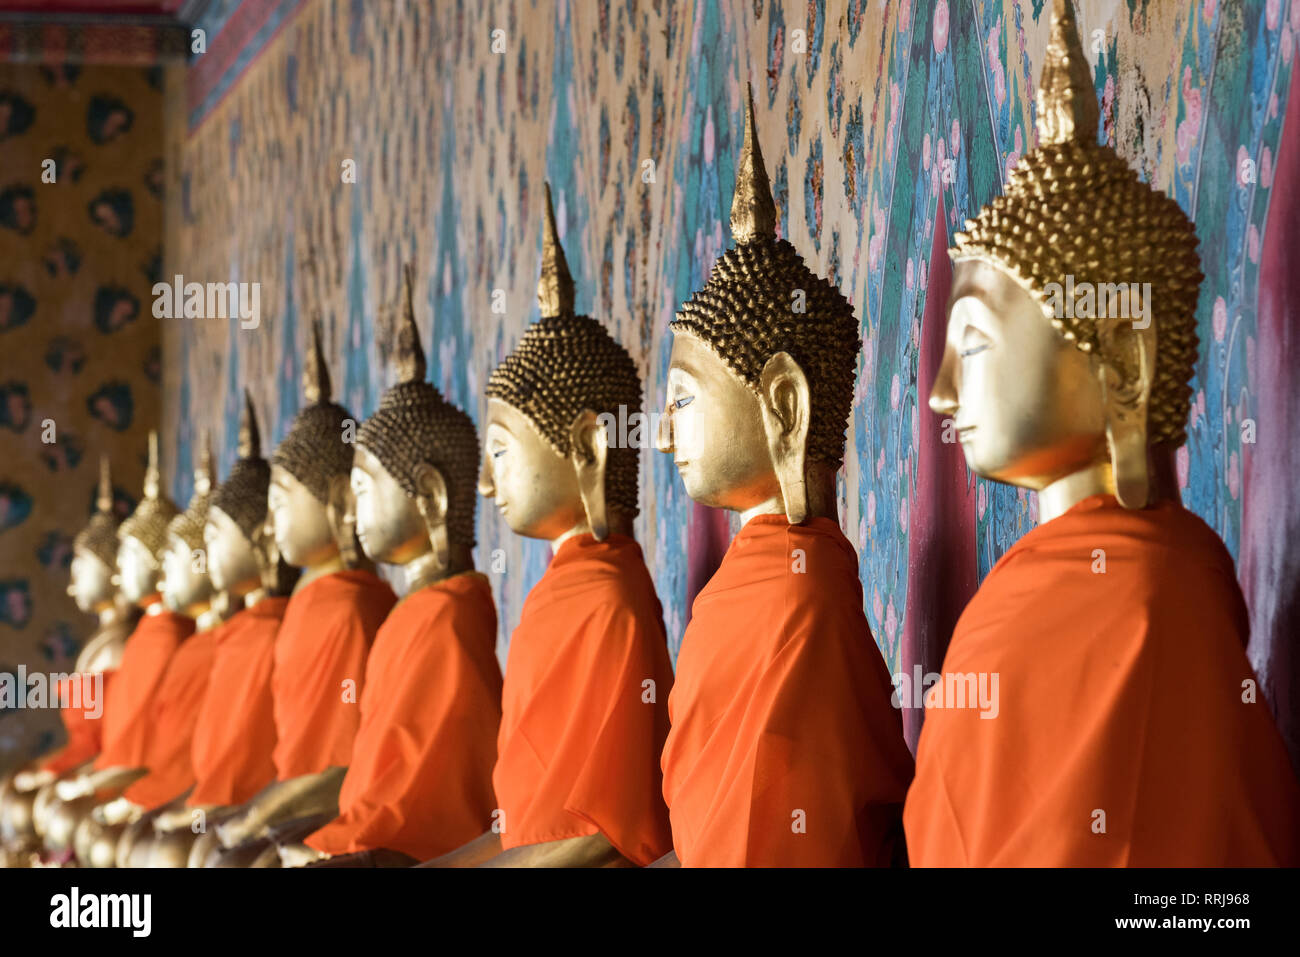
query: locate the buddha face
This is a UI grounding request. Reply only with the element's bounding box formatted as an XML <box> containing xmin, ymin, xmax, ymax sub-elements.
<box><xmin>929</xmin><ymin>260</ymin><xmax>1106</xmax><ymax>489</ymax></box>
<box><xmin>116</xmin><ymin>535</ymin><xmax>159</xmax><ymax>605</ymax></box>
<box><xmin>479</xmin><ymin>398</ymin><xmax>584</xmax><ymax>540</ymax></box>
<box><xmin>68</xmin><ymin>549</ymin><xmax>114</xmax><ymax>613</ymax></box>
<box><xmin>204</xmin><ymin>506</ymin><xmax>259</xmax><ymax>596</ymax></box>
<box><xmin>268</xmin><ymin>464</ymin><xmax>339</xmax><ymax>567</ymax></box>
<box><xmin>161</xmin><ymin>533</ymin><xmax>211</xmax><ymax>613</ymax></box>
<box><xmin>656</xmin><ymin>332</ymin><xmax>780</xmax><ymax>511</ymax></box>
<box><xmin>350</xmin><ymin>445</ymin><xmax>428</xmax><ymax>564</ymax></box>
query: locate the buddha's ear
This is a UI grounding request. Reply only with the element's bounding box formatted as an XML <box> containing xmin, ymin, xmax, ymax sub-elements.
<box><xmin>568</xmin><ymin>409</ymin><xmax>609</xmax><ymax>542</ymax></box>
<box><xmin>1095</xmin><ymin>313</ymin><xmax>1155</xmax><ymax>509</ymax></box>
<box><xmin>325</xmin><ymin>472</ymin><xmax>361</xmax><ymax>567</ymax></box>
<box><xmin>758</xmin><ymin>351</ymin><xmax>811</xmax><ymax>524</ymax></box>
<box><xmin>248</xmin><ymin>514</ymin><xmax>269</xmax><ymax>576</ymax></box>
<box><xmin>412</xmin><ymin>462</ymin><xmax>450</xmax><ymax>571</ymax></box>
<box><xmin>251</xmin><ymin>513</ymin><xmax>279</xmax><ymax>590</ymax></box>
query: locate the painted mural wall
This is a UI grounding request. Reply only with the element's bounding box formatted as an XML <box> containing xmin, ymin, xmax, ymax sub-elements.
<box><xmin>162</xmin><ymin>0</ymin><xmax>1300</xmax><ymax>760</ymax></box>
<box><xmin>0</xmin><ymin>59</ymin><xmax>165</xmax><ymax>766</ymax></box>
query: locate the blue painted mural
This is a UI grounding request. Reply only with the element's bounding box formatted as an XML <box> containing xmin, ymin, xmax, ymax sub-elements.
<box><xmin>163</xmin><ymin>0</ymin><xmax>1299</xmax><ymax>687</ymax></box>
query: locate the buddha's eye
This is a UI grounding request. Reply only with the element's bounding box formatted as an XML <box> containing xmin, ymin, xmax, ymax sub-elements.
<box><xmin>491</xmin><ymin>447</ymin><xmax>506</xmax><ymax>460</ymax></box>
<box><xmin>958</xmin><ymin>325</ymin><xmax>993</xmax><ymax>359</ymax></box>
<box><xmin>673</xmin><ymin>395</ymin><xmax>694</xmax><ymax>410</ymax></box>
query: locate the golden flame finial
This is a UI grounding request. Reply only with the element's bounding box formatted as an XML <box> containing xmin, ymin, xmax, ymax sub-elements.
<box><xmin>143</xmin><ymin>429</ymin><xmax>160</xmax><ymax>500</ymax></box>
<box><xmin>303</xmin><ymin>316</ymin><xmax>332</xmax><ymax>404</ymax></box>
<box><xmin>194</xmin><ymin>431</ymin><xmax>213</xmax><ymax>497</ymax></box>
<box><xmin>396</xmin><ymin>262</ymin><xmax>427</xmax><ymax>384</ymax></box>
<box><xmin>1037</xmin><ymin>0</ymin><xmax>1100</xmax><ymax>146</ymax></box>
<box><xmin>95</xmin><ymin>455</ymin><xmax>113</xmax><ymax>514</ymax></box>
<box><xmin>730</xmin><ymin>82</ymin><xmax>777</xmax><ymax>245</ymax></box>
<box><xmin>537</xmin><ymin>182</ymin><xmax>575</xmax><ymax>317</ymax></box>
<box><xmin>192</xmin><ymin>429</ymin><xmax>213</xmax><ymax>496</ymax></box>
<box><xmin>238</xmin><ymin>388</ymin><xmax>261</xmax><ymax>458</ymax></box>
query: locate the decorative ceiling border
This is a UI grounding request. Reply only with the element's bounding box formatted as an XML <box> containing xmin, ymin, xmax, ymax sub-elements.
<box><xmin>185</xmin><ymin>0</ymin><xmax>308</xmax><ymax>132</ymax></box>
<box><xmin>0</xmin><ymin>18</ymin><xmax>188</xmax><ymax>64</ymax></box>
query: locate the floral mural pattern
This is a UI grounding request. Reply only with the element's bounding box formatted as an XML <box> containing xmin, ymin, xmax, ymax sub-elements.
<box><xmin>164</xmin><ymin>0</ymin><xmax>1297</xmax><ymax>697</ymax></box>
<box><xmin>0</xmin><ymin>61</ymin><xmax>163</xmax><ymax>765</ymax></box>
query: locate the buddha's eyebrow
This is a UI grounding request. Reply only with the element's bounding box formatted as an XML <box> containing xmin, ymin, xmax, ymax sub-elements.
<box><xmin>669</xmin><ymin>358</ymin><xmax>704</xmax><ymax>381</ymax></box>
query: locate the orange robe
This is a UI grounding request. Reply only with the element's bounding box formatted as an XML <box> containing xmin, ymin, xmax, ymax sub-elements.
<box><xmin>662</xmin><ymin>515</ymin><xmax>915</xmax><ymax>867</ymax></box>
<box><xmin>493</xmin><ymin>534</ymin><xmax>674</xmax><ymax>866</ymax></box>
<box><xmin>904</xmin><ymin>495</ymin><xmax>1300</xmax><ymax>866</ymax></box>
<box><xmin>41</xmin><ymin>673</ymin><xmax>112</xmax><ymax>774</ymax></box>
<box><xmin>186</xmin><ymin>597</ymin><xmax>288</xmax><ymax>807</ymax></box>
<box><xmin>306</xmin><ymin>573</ymin><xmax>501</xmax><ymax>860</ymax></box>
<box><xmin>122</xmin><ymin>627</ymin><xmax>219</xmax><ymax>809</ymax></box>
<box><xmin>94</xmin><ymin>605</ymin><xmax>194</xmax><ymax>770</ymax></box>
<box><xmin>272</xmin><ymin>570</ymin><xmax>395</xmax><ymax>780</ymax></box>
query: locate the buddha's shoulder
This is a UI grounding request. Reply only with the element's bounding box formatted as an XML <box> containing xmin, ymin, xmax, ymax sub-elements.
<box><xmin>545</xmin><ymin>548</ymin><xmax>657</xmax><ymax>608</ymax></box>
<box><xmin>299</xmin><ymin>570</ymin><xmax>395</xmax><ymax>611</ymax></box>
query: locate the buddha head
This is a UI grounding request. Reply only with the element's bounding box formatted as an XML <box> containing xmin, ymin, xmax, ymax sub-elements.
<box><xmin>928</xmin><ymin>0</ymin><xmax>1201</xmax><ymax>511</ymax></box>
<box><xmin>656</xmin><ymin>84</ymin><xmax>860</xmax><ymax>524</ymax></box>
<box><xmin>161</xmin><ymin>436</ymin><xmax>214</xmax><ymax>616</ymax></box>
<box><xmin>206</xmin><ymin>390</ymin><xmax>298</xmax><ymax>602</ymax></box>
<box><xmin>352</xmin><ymin>265</ymin><xmax>479</xmax><ymax>574</ymax></box>
<box><xmin>480</xmin><ymin>183</ymin><xmax>643</xmax><ymax>543</ymax></box>
<box><xmin>269</xmin><ymin>319</ymin><xmax>362</xmax><ymax>568</ymax></box>
<box><xmin>68</xmin><ymin>456</ymin><xmax>120</xmax><ymax>614</ymax></box>
<box><xmin>115</xmin><ymin>431</ymin><xmax>179</xmax><ymax>606</ymax></box>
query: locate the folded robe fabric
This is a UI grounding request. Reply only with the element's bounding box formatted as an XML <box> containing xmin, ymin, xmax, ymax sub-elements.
<box><xmin>904</xmin><ymin>495</ymin><xmax>1300</xmax><ymax>866</ymax></box>
<box><xmin>492</xmin><ymin>534</ymin><xmax>674</xmax><ymax>866</ymax></box>
<box><xmin>41</xmin><ymin>672</ymin><xmax>112</xmax><ymax>775</ymax></box>
<box><xmin>661</xmin><ymin>514</ymin><xmax>915</xmax><ymax>867</ymax></box>
<box><xmin>122</xmin><ymin>626</ymin><xmax>220</xmax><ymax>809</ymax></box>
<box><xmin>94</xmin><ymin>604</ymin><xmax>194</xmax><ymax>770</ymax></box>
<box><xmin>186</xmin><ymin>597</ymin><xmax>289</xmax><ymax>807</ymax></box>
<box><xmin>271</xmin><ymin>570</ymin><xmax>396</xmax><ymax>780</ymax></box>
<box><xmin>306</xmin><ymin>573</ymin><xmax>501</xmax><ymax>860</ymax></box>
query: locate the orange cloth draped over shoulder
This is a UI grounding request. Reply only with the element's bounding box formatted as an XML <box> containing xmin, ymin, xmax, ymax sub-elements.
<box><xmin>122</xmin><ymin>626</ymin><xmax>220</xmax><ymax>809</ymax></box>
<box><xmin>41</xmin><ymin>672</ymin><xmax>113</xmax><ymax>774</ymax></box>
<box><xmin>272</xmin><ymin>570</ymin><xmax>396</xmax><ymax>780</ymax></box>
<box><xmin>94</xmin><ymin>604</ymin><xmax>194</xmax><ymax>770</ymax></box>
<box><xmin>492</xmin><ymin>534</ymin><xmax>674</xmax><ymax>866</ymax></box>
<box><xmin>306</xmin><ymin>573</ymin><xmax>502</xmax><ymax>860</ymax></box>
<box><xmin>186</xmin><ymin>597</ymin><xmax>289</xmax><ymax>807</ymax></box>
<box><xmin>904</xmin><ymin>496</ymin><xmax>1300</xmax><ymax>866</ymax></box>
<box><xmin>662</xmin><ymin>515</ymin><xmax>915</xmax><ymax>867</ymax></box>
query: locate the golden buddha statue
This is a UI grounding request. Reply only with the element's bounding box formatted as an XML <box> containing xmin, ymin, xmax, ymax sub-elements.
<box><xmin>422</xmin><ymin>184</ymin><xmax>675</xmax><ymax>868</ymax></box>
<box><xmin>79</xmin><ymin>440</ymin><xmax>219</xmax><ymax>868</ymax></box>
<box><xmin>206</xmin><ymin>321</ymin><xmax>395</xmax><ymax>867</ymax></box>
<box><xmin>137</xmin><ymin>395</ymin><xmax>297</xmax><ymax>867</ymax></box>
<box><xmin>265</xmin><ymin>318</ymin><xmax>371</xmax><ymax>584</ymax></box>
<box><xmin>480</xmin><ymin>185</ymin><xmax>642</xmax><ymax>546</ymax></box>
<box><xmin>654</xmin><ymin>84</ymin><xmax>913</xmax><ymax>866</ymax></box>
<box><xmin>903</xmin><ymin>0</ymin><xmax>1299</xmax><ymax>866</ymax></box>
<box><xmin>67</xmin><ymin>458</ymin><xmax>136</xmax><ymax>675</ymax></box>
<box><xmin>280</xmin><ymin>265</ymin><xmax>499</xmax><ymax>868</ymax></box>
<box><xmin>0</xmin><ymin>457</ymin><xmax>135</xmax><ymax>867</ymax></box>
<box><xmin>40</xmin><ymin>432</ymin><xmax>187</xmax><ymax>865</ymax></box>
